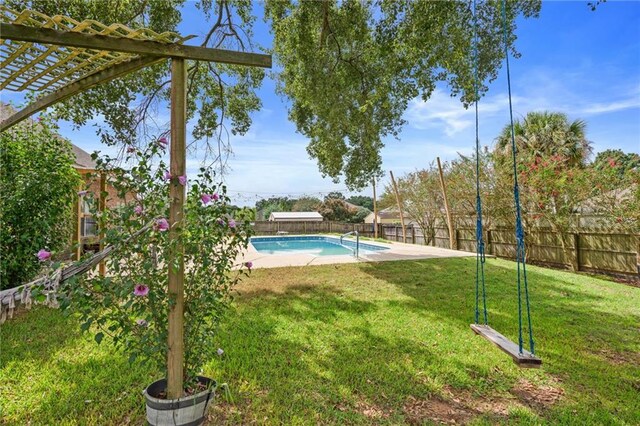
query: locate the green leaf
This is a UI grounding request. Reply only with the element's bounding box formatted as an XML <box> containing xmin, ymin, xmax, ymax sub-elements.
<box><xmin>80</xmin><ymin>319</ymin><xmax>93</xmax><ymax>331</ymax></box>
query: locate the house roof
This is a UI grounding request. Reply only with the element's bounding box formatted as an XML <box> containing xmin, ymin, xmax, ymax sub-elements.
<box><xmin>270</xmin><ymin>212</ymin><xmax>323</xmax><ymax>219</ymax></box>
<box><xmin>377</xmin><ymin>207</ymin><xmax>402</xmax><ymax>219</ymax></box>
<box><xmin>578</xmin><ymin>184</ymin><xmax>637</xmax><ymax>213</ymax></box>
<box><xmin>1</xmin><ymin>102</ymin><xmax>97</xmax><ymax>170</ymax></box>
<box><xmin>71</xmin><ymin>144</ymin><xmax>97</xmax><ymax>170</ymax></box>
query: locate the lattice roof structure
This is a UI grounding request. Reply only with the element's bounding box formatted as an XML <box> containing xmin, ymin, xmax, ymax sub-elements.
<box><xmin>0</xmin><ymin>6</ymin><xmax>271</xmax><ymax>130</ymax></box>
<box><xmin>0</xmin><ymin>6</ymin><xmax>193</xmax><ymax>93</ymax></box>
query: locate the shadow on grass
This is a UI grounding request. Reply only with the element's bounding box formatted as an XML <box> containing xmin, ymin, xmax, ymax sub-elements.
<box><xmin>358</xmin><ymin>257</ymin><xmax>640</xmax><ymax>424</ymax></box>
<box><xmin>1</xmin><ymin>308</ymin><xmax>156</xmax><ymax>425</ymax></box>
<box><xmin>0</xmin><ymin>307</ymin><xmax>77</xmax><ymax>365</ymax></box>
<box><xmin>211</xmin><ymin>283</ymin><xmax>526</xmax><ymax>425</ymax></box>
<box><xmin>3</xmin><ymin>259</ymin><xmax>638</xmax><ymax>425</ymax></box>
<box><xmin>21</xmin><ymin>353</ymin><xmax>154</xmax><ymax>425</ymax></box>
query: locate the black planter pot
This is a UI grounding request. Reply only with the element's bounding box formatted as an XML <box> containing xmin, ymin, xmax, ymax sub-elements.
<box><xmin>143</xmin><ymin>376</ymin><xmax>216</xmax><ymax>426</ymax></box>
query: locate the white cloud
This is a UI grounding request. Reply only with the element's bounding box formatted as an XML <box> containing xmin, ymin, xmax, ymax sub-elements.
<box><xmin>578</xmin><ymin>97</ymin><xmax>640</xmax><ymax>115</ymax></box>
<box><xmin>405</xmin><ymin>89</ymin><xmax>516</xmax><ymax>137</ymax></box>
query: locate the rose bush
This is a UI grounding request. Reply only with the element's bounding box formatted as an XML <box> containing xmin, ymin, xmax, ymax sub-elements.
<box><xmin>59</xmin><ymin>141</ymin><xmax>252</xmax><ymax>387</ymax></box>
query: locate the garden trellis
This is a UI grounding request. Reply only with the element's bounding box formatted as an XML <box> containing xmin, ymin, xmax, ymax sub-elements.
<box><xmin>0</xmin><ymin>5</ymin><xmax>271</xmax><ymax>398</ymax></box>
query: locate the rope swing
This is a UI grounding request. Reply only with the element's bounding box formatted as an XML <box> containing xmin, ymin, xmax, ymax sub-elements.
<box><xmin>470</xmin><ymin>0</ymin><xmax>541</xmax><ymax>368</ymax></box>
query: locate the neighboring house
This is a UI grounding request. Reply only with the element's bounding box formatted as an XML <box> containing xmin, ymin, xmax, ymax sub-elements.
<box><xmin>364</xmin><ymin>207</ymin><xmax>414</xmax><ymax>224</ymax></box>
<box><xmin>575</xmin><ymin>184</ymin><xmax>637</xmax><ymax>228</ymax></box>
<box><xmin>1</xmin><ymin>103</ymin><xmax>130</xmax><ymax>255</ymax></box>
<box><xmin>269</xmin><ymin>212</ymin><xmax>324</xmax><ymax>222</ymax></box>
<box><xmin>72</xmin><ymin>144</ymin><xmax>132</xmax><ymax>249</ymax></box>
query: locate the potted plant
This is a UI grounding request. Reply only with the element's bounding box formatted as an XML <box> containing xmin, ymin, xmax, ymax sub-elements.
<box><xmin>59</xmin><ymin>141</ymin><xmax>252</xmax><ymax>425</ymax></box>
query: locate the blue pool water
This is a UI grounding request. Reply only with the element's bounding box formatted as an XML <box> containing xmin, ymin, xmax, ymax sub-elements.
<box><xmin>250</xmin><ymin>236</ymin><xmax>389</xmax><ymax>256</ymax></box>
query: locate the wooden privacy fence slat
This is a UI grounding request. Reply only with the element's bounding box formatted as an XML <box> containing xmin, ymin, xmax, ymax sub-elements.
<box><xmin>0</xmin><ymin>219</ymin><xmax>155</xmax><ymax>323</ymax></box>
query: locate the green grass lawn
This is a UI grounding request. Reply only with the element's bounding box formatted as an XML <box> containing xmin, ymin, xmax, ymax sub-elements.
<box><xmin>1</xmin><ymin>258</ymin><xmax>639</xmax><ymax>425</ymax></box>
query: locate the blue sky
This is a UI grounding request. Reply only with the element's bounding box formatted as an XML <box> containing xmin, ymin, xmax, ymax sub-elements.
<box><xmin>3</xmin><ymin>1</ymin><xmax>639</xmax><ymax>206</ymax></box>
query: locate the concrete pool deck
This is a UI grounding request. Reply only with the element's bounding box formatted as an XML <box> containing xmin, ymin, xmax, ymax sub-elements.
<box><xmin>240</xmin><ymin>235</ymin><xmax>474</xmax><ymax>269</ymax></box>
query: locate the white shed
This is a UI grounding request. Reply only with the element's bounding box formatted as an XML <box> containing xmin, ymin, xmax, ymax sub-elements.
<box><xmin>269</xmin><ymin>212</ymin><xmax>324</xmax><ymax>222</ymax></box>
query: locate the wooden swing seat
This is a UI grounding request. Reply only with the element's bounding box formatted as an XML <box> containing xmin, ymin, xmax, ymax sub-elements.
<box><xmin>470</xmin><ymin>324</ymin><xmax>542</xmax><ymax>368</ymax></box>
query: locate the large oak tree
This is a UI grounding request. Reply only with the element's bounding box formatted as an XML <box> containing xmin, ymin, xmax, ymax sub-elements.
<box><xmin>8</xmin><ymin>0</ymin><xmax>540</xmax><ymax>188</ymax></box>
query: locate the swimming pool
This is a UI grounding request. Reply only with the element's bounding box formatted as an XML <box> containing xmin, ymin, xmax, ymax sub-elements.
<box><xmin>250</xmin><ymin>236</ymin><xmax>389</xmax><ymax>256</ymax></box>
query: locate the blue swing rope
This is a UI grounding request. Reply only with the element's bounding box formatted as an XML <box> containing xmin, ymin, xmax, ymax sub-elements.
<box><xmin>500</xmin><ymin>0</ymin><xmax>535</xmax><ymax>355</ymax></box>
<box><xmin>473</xmin><ymin>0</ymin><xmax>488</xmax><ymax>326</ymax></box>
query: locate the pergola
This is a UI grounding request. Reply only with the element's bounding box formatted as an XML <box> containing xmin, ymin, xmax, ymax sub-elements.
<box><xmin>0</xmin><ymin>6</ymin><xmax>271</xmax><ymax>398</ymax></box>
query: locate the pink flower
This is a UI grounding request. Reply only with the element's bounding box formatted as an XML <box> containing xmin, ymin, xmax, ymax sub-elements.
<box><xmin>136</xmin><ymin>319</ymin><xmax>148</xmax><ymax>327</ymax></box>
<box><xmin>201</xmin><ymin>193</ymin><xmax>212</xmax><ymax>204</ymax></box>
<box><xmin>127</xmin><ymin>146</ymin><xmax>136</xmax><ymax>153</ymax></box>
<box><xmin>163</xmin><ymin>171</ymin><xmax>172</xmax><ymax>181</ymax></box>
<box><xmin>178</xmin><ymin>175</ymin><xmax>187</xmax><ymax>186</ymax></box>
<box><xmin>245</xmin><ymin>261</ymin><xmax>253</xmax><ymax>270</ymax></box>
<box><xmin>158</xmin><ymin>136</ymin><xmax>168</xmax><ymax>148</ymax></box>
<box><xmin>212</xmin><ymin>193</ymin><xmax>220</xmax><ymax>201</ymax></box>
<box><xmin>608</xmin><ymin>158</ymin><xmax>617</xmax><ymax>168</ymax></box>
<box><xmin>134</xmin><ymin>284</ymin><xmax>149</xmax><ymax>297</ymax></box>
<box><xmin>155</xmin><ymin>218</ymin><xmax>169</xmax><ymax>232</ymax></box>
<box><xmin>228</xmin><ymin>219</ymin><xmax>236</xmax><ymax>228</ymax></box>
<box><xmin>78</xmin><ymin>190</ymin><xmax>88</xmax><ymax>196</ymax></box>
<box><xmin>217</xmin><ymin>218</ymin><xmax>225</xmax><ymax>226</ymax></box>
<box><xmin>134</xmin><ymin>205</ymin><xmax>143</xmax><ymax>215</ymax></box>
<box><xmin>37</xmin><ymin>249</ymin><xmax>51</xmax><ymax>261</ymax></box>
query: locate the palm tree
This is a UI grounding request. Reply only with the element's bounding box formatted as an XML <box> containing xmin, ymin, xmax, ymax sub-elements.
<box><xmin>495</xmin><ymin>111</ymin><xmax>592</xmax><ymax>167</ymax></box>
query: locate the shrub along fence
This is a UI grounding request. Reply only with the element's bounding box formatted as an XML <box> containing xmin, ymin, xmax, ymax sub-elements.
<box><xmin>252</xmin><ymin>221</ymin><xmax>639</xmax><ymax>276</ymax></box>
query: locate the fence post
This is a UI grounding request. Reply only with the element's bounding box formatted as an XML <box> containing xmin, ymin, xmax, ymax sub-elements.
<box><xmin>487</xmin><ymin>229</ymin><xmax>493</xmax><ymax>255</ymax></box>
<box><xmin>412</xmin><ymin>226</ymin><xmax>416</xmax><ymax>244</ymax></box>
<box><xmin>573</xmin><ymin>233</ymin><xmax>581</xmax><ymax>271</ymax></box>
<box><xmin>455</xmin><ymin>229</ymin><xmax>460</xmax><ymax>250</ymax></box>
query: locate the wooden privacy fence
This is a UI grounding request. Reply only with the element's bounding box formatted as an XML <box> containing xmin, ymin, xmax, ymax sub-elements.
<box><xmin>428</xmin><ymin>226</ymin><xmax>639</xmax><ymax>276</ymax></box>
<box><xmin>251</xmin><ymin>221</ymin><xmax>639</xmax><ymax>276</ymax></box>
<box><xmin>253</xmin><ymin>220</ymin><xmax>378</xmax><ymax>237</ymax></box>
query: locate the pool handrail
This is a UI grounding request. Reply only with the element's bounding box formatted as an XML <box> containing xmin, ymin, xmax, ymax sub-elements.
<box><xmin>340</xmin><ymin>231</ymin><xmax>359</xmax><ymax>258</ymax></box>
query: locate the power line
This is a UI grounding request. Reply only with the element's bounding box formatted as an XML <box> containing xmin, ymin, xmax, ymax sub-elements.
<box><xmin>225</xmin><ymin>188</ymin><xmax>351</xmax><ymax>195</ymax></box>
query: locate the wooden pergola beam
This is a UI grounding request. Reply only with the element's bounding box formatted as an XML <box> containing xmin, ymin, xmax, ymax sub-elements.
<box><xmin>1</xmin><ymin>23</ymin><xmax>272</xmax><ymax>68</ymax></box>
<box><xmin>0</xmin><ymin>56</ymin><xmax>161</xmax><ymax>131</ymax></box>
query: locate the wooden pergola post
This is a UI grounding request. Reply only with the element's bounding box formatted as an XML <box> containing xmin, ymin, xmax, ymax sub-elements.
<box><xmin>74</xmin><ymin>182</ymin><xmax>84</xmax><ymax>261</ymax></box>
<box><xmin>167</xmin><ymin>58</ymin><xmax>187</xmax><ymax>399</ymax></box>
<box><xmin>98</xmin><ymin>171</ymin><xmax>106</xmax><ymax>276</ymax></box>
